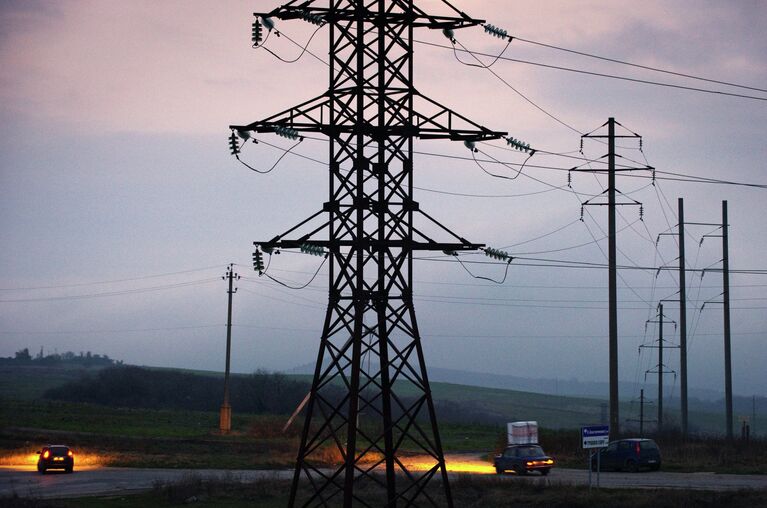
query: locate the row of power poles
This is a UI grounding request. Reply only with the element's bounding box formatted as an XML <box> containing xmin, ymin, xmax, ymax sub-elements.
<box><xmin>592</xmin><ymin>117</ymin><xmax>734</xmax><ymax>439</ymax></box>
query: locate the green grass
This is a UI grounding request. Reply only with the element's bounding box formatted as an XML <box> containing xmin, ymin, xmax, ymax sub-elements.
<box><xmin>0</xmin><ymin>364</ymin><xmax>108</xmax><ymax>400</ymax></box>
<box><xmin>436</xmin><ymin>422</ymin><xmax>502</xmax><ymax>452</ymax></box>
<box><xmin>2</xmin><ymin>399</ymin><xmax>765</xmax><ymax>473</ymax></box>
<box><xmin>1</xmin><ymin>363</ymin><xmax>764</xmax><ymax>474</ymax></box>
<box><xmin>0</xmin><ymin>399</ymin><xmax>233</xmax><ymax>438</ymax></box>
<box><xmin>0</xmin><ymin>399</ymin><xmax>299</xmax><ymax>470</ymax></box>
<box><xmin>0</xmin><ymin>362</ymin><xmax>741</xmax><ymax>436</ymax></box>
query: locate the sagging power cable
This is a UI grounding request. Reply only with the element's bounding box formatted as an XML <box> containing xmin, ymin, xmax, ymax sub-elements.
<box><xmin>444</xmin><ymin>247</ymin><xmax>514</xmax><ymax>284</ymax></box>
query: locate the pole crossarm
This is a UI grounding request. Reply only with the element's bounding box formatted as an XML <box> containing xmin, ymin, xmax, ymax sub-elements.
<box><xmin>581</xmin><ymin>189</ymin><xmax>642</xmax><ymax>207</ymax></box>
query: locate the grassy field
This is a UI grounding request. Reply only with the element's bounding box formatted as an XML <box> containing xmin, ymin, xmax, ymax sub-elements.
<box><xmin>0</xmin><ymin>399</ymin><xmax>228</xmax><ymax>438</ymax></box>
<box><xmin>0</xmin><ymin>364</ymin><xmax>108</xmax><ymax>400</ymax></box>
<box><xmin>0</xmin><ymin>362</ymin><xmax>735</xmax><ymax>434</ymax></box>
<box><xmin>1</xmin><ymin>363</ymin><xmax>765</xmax><ymax>474</ymax></box>
<box><xmin>2</xmin><ymin>398</ymin><xmax>765</xmax><ymax>474</ymax></box>
<box><xmin>2</xmin><ymin>476</ymin><xmax>767</xmax><ymax>508</ymax></box>
<box><xmin>0</xmin><ymin>399</ymin><xmax>300</xmax><ymax>469</ymax></box>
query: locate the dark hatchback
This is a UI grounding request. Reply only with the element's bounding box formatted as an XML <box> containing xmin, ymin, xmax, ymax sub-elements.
<box><xmin>37</xmin><ymin>445</ymin><xmax>74</xmax><ymax>474</ymax></box>
<box><xmin>494</xmin><ymin>444</ymin><xmax>555</xmax><ymax>476</ymax></box>
<box><xmin>591</xmin><ymin>438</ymin><xmax>661</xmax><ymax>472</ymax></box>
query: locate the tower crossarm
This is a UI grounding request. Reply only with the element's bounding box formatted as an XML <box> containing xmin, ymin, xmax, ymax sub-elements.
<box><xmin>258</xmin><ymin>239</ymin><xmax>482</xmax><ymax>251</ymax></box>
<box><xmin>256</xmin><ymin>205</ymin><xmax>484</xmax><ymax>253</ymax></box>
<box><xmin>230</xmin><ymin>92</ymin><xmax>506</xmax><ymax>141</ymax></box>
<box><xmin>255</xmin><ymin>1</ymin><xmax>484</xmax><ymax>29</ymax></box>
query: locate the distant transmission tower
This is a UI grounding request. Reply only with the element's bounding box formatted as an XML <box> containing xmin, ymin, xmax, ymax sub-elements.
<box><xmin>230</xmin><ymin>1</ymin><xmax>505</xmax><ymax>506</ymax></box>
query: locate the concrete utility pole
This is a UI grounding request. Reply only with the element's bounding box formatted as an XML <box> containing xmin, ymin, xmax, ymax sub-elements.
<box><xmin>658</xmin><ymin>303</ymin><xmax>663</xmax><ymax>434</ymax></box>
<box><xmin>722</xmin><ymin>201</ymin><xmax>733</xmax><ymax>440</ymax></box>
<box><xmin>657</xmin><ymin>198</ymin><xmax>691</xmax><ymax>436</ymax></box>
<box><xmin>579</xmin><ymin>118</ymin><xmax>650</xmax><ymax>439</ymax></box>
<box><xmin>658</xmin><ymin>304</ymin><xmax>664</xmax><ymax>431</ymax></box>
<box><xmin>627</xmin><ymin>388</ymin><xmax>654</xmax><ymax>437</ymax></box>
<box><xmin>607</xmin><ymin>118</ymin><xmax>619</xmax><ymax>439</ymax></box>
<box><xmin>678</xmin><ymin>198</ymin><xmax>688</xmax><ymax>437</ymax></box>
<box><xmin>220</xmin><ymin>264</ymin><xmax>239</xmax><ymax>434</ymax></box>
<box><xmin>642</xmin><ymin>304</ymin><xmax>677</xmax><ymax>434</ymax></box>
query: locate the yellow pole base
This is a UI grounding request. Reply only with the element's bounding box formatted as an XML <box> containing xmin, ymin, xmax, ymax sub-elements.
<box><xmin>219</xmin><ymin>404</ymin><xmax>232</xmax><ymax>434</ymax></box>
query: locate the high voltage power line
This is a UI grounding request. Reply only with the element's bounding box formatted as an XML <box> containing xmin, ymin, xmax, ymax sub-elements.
<box><xmin>0</xmin><ymin>266</ymin><xmax>223</xmax><ymax>291</ymax></box>
<box><xmin>251</xmin><ymin>134</ymin><xmax>767</xmax><ymax>191</ymax></box>
<box><xmin>0</xmin><ymin>278</ymin><xmax>220</xmax><ymax>303</ymax></box>
<box><xmin>248</xmin><ymin>28</ymin><xmax>767</xmax><ymax>191</ymax></box>
<box><xmin>2</xmin><ymin>324</ymin><xmax>762</xmax><ymax>339</ymax></box>
<box><xmin>257</xmin><ymin>7</ymin><xmax>767</xmax><ymax>99</ymax></box>
<box><xmin>421</xmin><ymin>38</ymin><xmax>767</xmax><ymax>102</ymax></box>
<box><xmin>3</xmin><ymin>262</ymin><xmax>763</xmax><ymax>300</ymax></box>
<box><xmin>482</xmin><ymin>33</ymin><xmax>767</xmax><ymax>93</ymax></box>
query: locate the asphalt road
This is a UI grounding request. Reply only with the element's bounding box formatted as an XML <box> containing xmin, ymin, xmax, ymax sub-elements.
<box><xmin>0</xmin><ymin>466</ymin><xmax>294</xmax><ymax>499</ymax></box>
<box><xmin>2</xmin><ymin>463</ymin><xmax>766</xmax><ymax>500</ymax></box>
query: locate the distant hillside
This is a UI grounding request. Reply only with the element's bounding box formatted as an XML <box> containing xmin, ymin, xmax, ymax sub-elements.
<box><xmin>1</xmin><ymin>360</ymin><xmax>761</xmax><ymax>436</ymax></box>
<box><xmin>291</xmin><ymin>362</ymin><xmax>755</xmax><ymax>399</ymax></box>
<box><xmin>285</xmin><ymin>364</ymin><xmax>765</xmax><ymax>435</ymax></box>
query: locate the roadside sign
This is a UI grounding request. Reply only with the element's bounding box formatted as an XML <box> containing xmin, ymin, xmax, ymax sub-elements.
<box><xmin>581</xmin><ymin>425</ymin><xmax>609</xmax><ymax>449</ymax></box>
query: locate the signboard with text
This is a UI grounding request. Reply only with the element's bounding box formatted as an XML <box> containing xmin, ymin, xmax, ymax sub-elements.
<box><xmin>581</xmin><ymin>425</ymin><xmax>609</xmax><ymax>449</ymax></box>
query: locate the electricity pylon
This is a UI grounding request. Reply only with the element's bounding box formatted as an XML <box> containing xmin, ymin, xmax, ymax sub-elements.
<box><xmin>230</xmin><ymin>2</ymin><xmax>505</xmax><ymax>506</ymax></box>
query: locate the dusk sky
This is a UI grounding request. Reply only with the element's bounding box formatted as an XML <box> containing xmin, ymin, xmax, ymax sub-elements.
<box><xmin>1</xmin><ymin>0</ymin><xmax>765</xmax><ymax>410</ymax></box>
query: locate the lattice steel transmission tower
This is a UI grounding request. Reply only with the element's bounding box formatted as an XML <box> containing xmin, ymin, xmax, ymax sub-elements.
<box><xmin>230</xmin><ymin>1</ymin><xmax>504</xmax><ymax>506</ymax></box>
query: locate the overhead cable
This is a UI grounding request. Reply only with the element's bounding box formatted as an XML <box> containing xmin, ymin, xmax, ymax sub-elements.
<box><xmin>417</xmin><ymin>38</ymin><xmax>767</xmax><ymax>102</ymax></box>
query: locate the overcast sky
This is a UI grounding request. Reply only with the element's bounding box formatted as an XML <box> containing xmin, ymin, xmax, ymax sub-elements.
<box><xmin>1</xmin><ymin>1</ymin><xmax>766</xmax><ymax>411</ymax></box>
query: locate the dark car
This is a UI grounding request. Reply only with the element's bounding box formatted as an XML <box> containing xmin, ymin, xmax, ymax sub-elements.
<box><xmin>494</xmin><ymin>444</ymin><xmax>555</xmax><ymax>476</ymax></box>
<box><xmin>37</xmin><ymin>445</ymin><xmax>74</xmax><ymax>474</ymax></box>
<box><xmin>591</xmin><ymin>438</ymin><xmax>661</xmax><ymax>472</ymax></box>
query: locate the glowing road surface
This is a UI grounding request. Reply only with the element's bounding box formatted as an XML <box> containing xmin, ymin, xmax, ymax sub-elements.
<box><xmin>1</xmin><ymin>453</ymin><xmax>766</xmax><ymax>499</ymax></box>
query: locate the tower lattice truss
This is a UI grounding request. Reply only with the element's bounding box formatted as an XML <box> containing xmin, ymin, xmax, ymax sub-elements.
<box><xmin>231</xmin><ymin>1</ymin><xmax>505</xmax><ymax>506</ymax></box>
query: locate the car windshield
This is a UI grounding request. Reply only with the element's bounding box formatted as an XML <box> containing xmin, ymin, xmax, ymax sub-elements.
<box><xmin>516</xmin><ymin>446</ymin><xmax>545</xmax><ymax>456</ymax></box>
<box><xmin>50</xmin><ymin>447</ymin><xmax>69</xmax><ymax>455</ymax></box>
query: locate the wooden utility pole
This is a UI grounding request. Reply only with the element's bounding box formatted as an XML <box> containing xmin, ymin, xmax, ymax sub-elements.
<box><xmin>220</xmin><ymin>264</ymin><xmax>239</xmax><ymax>434</ymax></box>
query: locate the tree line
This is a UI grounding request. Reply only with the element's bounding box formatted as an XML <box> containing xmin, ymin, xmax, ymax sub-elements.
<box><xmin>2</xmin><ymin>347</ymin><xmax>118</xmax><ymax>367</ymax></box>
<box><xmin>44</xmin><ymin>366</ymin><xmax>317</xmax><ymax>414</ymax></box>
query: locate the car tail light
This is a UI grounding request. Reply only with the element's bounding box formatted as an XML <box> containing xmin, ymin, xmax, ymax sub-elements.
<box><xmin>43</xmin><ymin>450</ymin><xmax>50</xmax><ymax>459</ymax></box>
<box><xmin>635</xmin><ymin>442</ymin><xmax>641</xmax><ymax>457</ymax></box>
